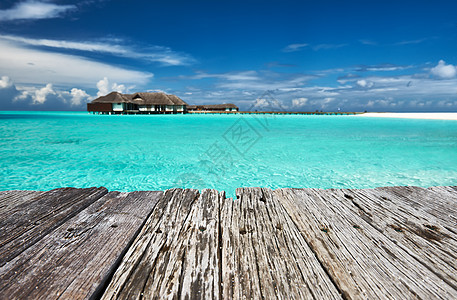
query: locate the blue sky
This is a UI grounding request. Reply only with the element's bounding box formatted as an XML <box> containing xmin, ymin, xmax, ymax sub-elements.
<box><xmin>0</xmin><ymin>0</ymin><xmax>457</xmax><ymax>111</ymax></box>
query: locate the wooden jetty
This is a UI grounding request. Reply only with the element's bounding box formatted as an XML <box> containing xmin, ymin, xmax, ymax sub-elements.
<box><xmin>189</xmin><ymin>111</ymin><xmax>361</xmax><ymax>115</ymax></box>
<box><xmin>0</xmin><ymin>186</ymin><xmax>456</xmax><ymax>299</ymax></box>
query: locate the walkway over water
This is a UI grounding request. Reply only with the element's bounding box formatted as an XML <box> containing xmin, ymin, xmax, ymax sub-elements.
<box><xmin>0</xmin><ymin>186</ymin><xmax>456</xmax><ymax>299</ymax></box>
<box><xmin>189</xmin><ymin>110</ymin><xmax>361</xmax><ymax>115</ymax></box>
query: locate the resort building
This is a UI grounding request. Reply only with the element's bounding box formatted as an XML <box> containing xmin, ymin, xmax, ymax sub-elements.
<box><xmin>187</xmin><ymin>104</ymin><xmax>239</xmax><ymax>112</ymax></box>
<box><xmin>87</xmin><ymin>92</ymin><xmax>188</xmax><ymax>114</ymax></box>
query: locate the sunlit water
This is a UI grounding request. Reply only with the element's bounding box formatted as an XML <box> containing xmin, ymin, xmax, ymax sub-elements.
<box><xmin>1</xmin><ymin>111</ymin><xmax>457</xmax><ymax>197</ymax></box>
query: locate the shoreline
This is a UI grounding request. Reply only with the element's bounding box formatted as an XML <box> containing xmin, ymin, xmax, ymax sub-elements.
<box><xmin>356</xmin><ymin>112</ymin><xmax>457</xmax><ymax>120</ymax></box>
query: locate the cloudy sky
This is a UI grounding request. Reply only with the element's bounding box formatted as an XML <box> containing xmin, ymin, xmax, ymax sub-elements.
<box><xmin>0</xmin><ymin>0</ymin><xmax>456</xmax><ymax>111</ymax></box>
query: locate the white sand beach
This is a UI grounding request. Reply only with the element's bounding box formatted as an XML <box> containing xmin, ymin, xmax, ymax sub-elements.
<box><xmin>357</xmin><ymin>112</ymin><xmax>457</xmax><ymax>121</ymax></box>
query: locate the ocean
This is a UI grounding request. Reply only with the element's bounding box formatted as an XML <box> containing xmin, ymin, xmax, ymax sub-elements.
<box><xmin>1</xmin><ymin>111</ymin><xmax>457</xmax><ymax>197</ymax></box>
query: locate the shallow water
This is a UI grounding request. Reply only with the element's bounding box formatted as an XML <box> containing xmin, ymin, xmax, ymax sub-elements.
<box><xmin>1</xmin><ymin>111</ymin><xmax>457</xmax><ymax>197</ymax></box>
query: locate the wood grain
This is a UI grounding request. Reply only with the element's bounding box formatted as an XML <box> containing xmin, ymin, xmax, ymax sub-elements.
<box><xmin>0</xmin><ymin>187</ymin><xmax>108</xmax><ymax>267</ymax></box>
<box><xmin>221</xmin><ymin>187</ymin><xmax>342</xmax><ymax>299</ymax></box>
<box><xmin>0</xmin><ymin>190</ymin><xmax>161</xmax><ymax>299</ymax></box>
<box><xmin>1</xmin><ymin>186</ymin><xmax>456</xmax><ymax>299</ymax></box>
<box><xmin>275</xmin><ymin>187</ymin><xmax>457</xmax><ymax>299</ymax></box>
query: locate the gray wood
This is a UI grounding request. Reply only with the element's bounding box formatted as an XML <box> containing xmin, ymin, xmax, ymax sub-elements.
<box><xmin>335</xmin><ymin>187</ymin><xmax>457</xmax><ymax>291</ymax></box>
<box><xmin>275</xmin><ymin>188</ymin><xmax>457</xmax><ymax>299</ymax></box>
<box><xmin>179</xmin><ymin>189</ymin><xmax>222</xmax><ymax>299</ymax></box>
<box><xmin>1</xmin><ymin>186</ymin><xmax>457</xmax><ymax>299</ymax></box>
<box><xmin>0</xmin><ymin>187</ymin><xmax>108</xmax><ymax>267</ymax></box>
<box><xmin>101</xmin><ymin>188</ymin><xmax>201</xmax><ymax>299</ymax></box>
<box><xmin>221</xmin><ymin>187</ymin><xmax>342</xmax><ymax>299</ymax></box>
<box><xmin>375</xmin><ymin>186</ymin><xmax>457</xmax><ymax>229</ymax></box>
<box><xmin>0</xmin><ymin>190</ymin><xmax>162</xmax><ymax>300</ymax></box>
<box><xmin>0</xmin><ymin>190</ymin><xmax>44</xmax><ymax>211</ymax></box>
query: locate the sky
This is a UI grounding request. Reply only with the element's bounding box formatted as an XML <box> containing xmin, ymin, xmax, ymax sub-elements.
<box><xmin>0</xmin><ymin>0</ymin><xmax>457</xmax><ymax>111</ymax></box>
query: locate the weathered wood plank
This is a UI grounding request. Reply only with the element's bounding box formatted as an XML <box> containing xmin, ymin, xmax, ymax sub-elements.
<box><xmin>275</xmin><ymin>188</ymin><xmax>457</xmax><ymax>299</ymax></box>
<box><xmin>0</xmin><ymin>190</ymin><xmax>45</xmax><ymax>212</ymax></box>
<box><xmin>334</xmin><ymin>187</ymin><xmax>457</xmax><ymax>292</ymax></box>
<box><xmin>101</xmin><ymin>188</ymin><xmax>201</xmax><ymax>299</ymax></box>
<box><xmin>375</xmin><ymin>186</ymin><xmax>457</xmax><ymax>229</ymax></box>
<box><xmin>0</xmin><ymin>187</ymin><xmax>108</xmax><ymax>267</ymax></box>
<box><xmin>179</xmin><ymin>189</ymin><xmax>222</xmax><ymax>299</ymax></box>
<box><xmin>0</xmin><ymin>190</ymin><xmax>162</xmax><ymax>299</ymax></box>
<box><xmin>0</xmin><ymin>186</ymin><xmax>456</xmax><ymax>299</ymax></box>
<box><xmin>221</xmin><ymin>187</ymin><xmax>342</xmax><ymax>299</ymax></box>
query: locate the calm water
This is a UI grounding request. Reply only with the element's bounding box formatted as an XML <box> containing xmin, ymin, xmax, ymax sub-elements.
<box><xmin>1</xmin><ymin>111</ymin><xmax>457</xmax><ymax>197</ymax></box>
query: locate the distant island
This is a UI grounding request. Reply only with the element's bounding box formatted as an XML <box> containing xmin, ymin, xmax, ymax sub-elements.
<box><xmin>87</xmin><ymin>92</ymin><xmax>238</xmax><ymax>114</ymax></box>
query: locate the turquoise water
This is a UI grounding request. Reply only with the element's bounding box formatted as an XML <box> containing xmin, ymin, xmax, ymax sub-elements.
<box><xmin>1</xmin><ymin>111</ymin><xmax>457</xmax><ymax>197</ymax></box>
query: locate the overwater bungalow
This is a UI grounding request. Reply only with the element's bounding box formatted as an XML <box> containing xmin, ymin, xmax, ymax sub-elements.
<box><xmin>87</xmin><ymin>92</ymin><xmax>188</xmax><ymax>114</ymax></box>
<box><xmin>187</xmin><ymin>103</ymin><xmax>239</xmax><ymax>112</ymax></box>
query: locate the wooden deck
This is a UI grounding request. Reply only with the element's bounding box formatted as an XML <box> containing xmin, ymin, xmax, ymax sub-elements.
<box><xmin>0</xmin><ymin>186</ymin><xmax>456</xmax><ymax>299</ymax></box>
<box><xmin>188</xmin><ymin>111</ymin><xmax>361</xmax><ymax>115</ymax></box>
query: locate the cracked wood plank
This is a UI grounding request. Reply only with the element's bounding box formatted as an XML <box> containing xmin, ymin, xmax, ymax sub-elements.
<box><xmin>375</xmin><ymin>186</ymin><xmax>457</xmax><ymax>229</ymax></box>
<box><xmin>0</xmin><ymin>187</ymin><xmax>108</xmax><ymax>267</ymax></box>
<box><xmin>101</xmin><ymin>188</ymin><xmax>202</xmax><ymax>299</ymax></box>
<box><xmin>179</xmin><ymin>189</ymin><xmax>222</xmax><ymax>299</ymax></box>
<box><xmin>335</xmin><ymin>186</ymin><xmax>457</xmax><ymax>291</ymax></box>
<box><xmin>221</xmin><ymin>187</ymin><xmax>342</xmax><ymax>299</ymax></box>
<box><xmin>0</xmin><ymin>190</ymin><xmax>161</xmax><ymax>299</ymax></box>
<box><xmin>0</xmin><ymin>190</ymin><xmax>44</xmax><ymax>212</ymax></box>
<box><xmin>275</xmin><ymin>188</ymin><xmax>457</xmax><ymax>299</ymax></box>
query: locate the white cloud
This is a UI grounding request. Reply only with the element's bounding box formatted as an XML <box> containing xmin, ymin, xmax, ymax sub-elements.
<box><xmin>292</xmin><ymin>97</ymin><xmax>308</xmax><ymax>107</ymax></box>
<box><xmin>70</xmin><ymin>88</ymin><xmax>90</xmax><ymax>106</ymax></box>
<box><xmin>0</xmin><ymin>39</ymin><xmax>153</xmax><ymax>88</ymax></box>
<box><xmin>96</xmin><ymin>78</ymin><xmax>109</xmax><ymax>97</ymax></box>
<box><xmin>14</xmin><ymin>91</ymin><xmax>29</xmax><ymax>102</ymax></box>
<box><xmin>283</xmin><ymin>43</ymin><xmax>308</xmax><ymax>52</ymax></box>
<box><xmin>147</xmin><ymin>89</ymin><xmax>167</xmax><ymax>93</ymax></box>
<box><xmin>186</xmin><ymin>70</ymin><xmax>260</xmax><ymax>81</ymax></box>
<box><xmin>356</xmin><ymin>64</ymin><xmax>410</xmax><ymax>72</ymax></box>
<box><xmin>395</xmin><ymin>38</ymin><xmax>428</xmax><ymax>46</ymax></box>
<box><xmin>312</xmin><ymin>44</ymin><xmax>347</xmax><ymax>51</ymax></box>
<box><xmin>360</xmin><ymin>40</ymin><xmax>377</xmax><ymax>46</ymax></box>
<box><xmin>111</xmin><ymin>83</ymin><xmax>126</xmax><ymax>93</ymax></box>
<box><xmin>9</xmin><ymin>82</ymin><xmax>91</xmax><ymax>109</ymax></box>
<box><xmin>430</xmin><ymin>60</ymin><xmax>457</xmax><ymax>79</ymax></box>
<box><xmin>0</xmin><ymin>34</ymin><xmax>195</xmax><ymax>66</ymax></box>
<box><xmin>96</xmin><ymin>77</ymin><xmax>127</xmax><ymax>97</ymax></box>
<box><xmin>252</xmin><ymin>95</ymin><xmax>287</xmax><ymax>110</ymax></box>
<box><xmin>356</xmin><ymin>79</ymin><xmax>374</xmax><ymax>88</ymax></box>
<box><xmin>283</xmin><ymin>43</ymin><xmax>347</xmax><ymax>52</ymax></box>
<box><xmin>0</xmin><ymin>76</ymin><xmax>13</xmax><ymax>88</ymax></box>
<box><xmin>0</xmin><ymin>1</ymin><xmax>76</xmax><ymax>21</ymax></box>
<box><xmin>33</xmin><ymin>83</ymin><xmax>55</xmax><ymax>104</ymax></box>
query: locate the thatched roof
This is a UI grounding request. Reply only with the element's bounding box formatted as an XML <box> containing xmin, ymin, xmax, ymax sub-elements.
<box><xmin>188</xmin><ymin>104</ymin><xmax>238</xmax><ymax>109</ymax></box>
<box><xmin>92</xmin><ymin>92</ymin><xmax>131</xmax><ymax>103</ymax></box>
<box><xmin>165</xmin><ymin>94</ymin><xmax>187</xmax><ymax>106</ymax></box>
<box><xmin>92</xmin><ymin>92</ymin><xmax>187</xmax><ymax>105</ymax></box>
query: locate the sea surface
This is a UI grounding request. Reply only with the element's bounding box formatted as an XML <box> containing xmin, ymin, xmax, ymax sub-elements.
<box><xmin>1</xmin><ymin>111</ymin><xmax>457</xmax><ymax>197</ymax></box>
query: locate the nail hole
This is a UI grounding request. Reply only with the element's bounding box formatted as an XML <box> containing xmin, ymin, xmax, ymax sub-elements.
<box><xmin>390</xmin><ymin>224</ymin><xmax>404</xmax><ymax>232</ymax></box>
<box><xmin>156</xmin><ymin>229</ymin><xmax>162</xmax><ymax>234</ymax></box>
<box><xmin>424</xmin><ymin>224</ymin><xmax>439</xmax><ymax>231</ymax></box>
<box><xmin>67</xmin><ymin>228</ymin><xmax>75</xmax><ymax>232</ymax></box>
<box><xmin>199</xmin><ymin>226</ymin><xmax>206</xmax><ymax>232</ymax></box>
<box><xmin>344</xmin><ymin>194</ymin><xmax>353</xmax><ymax>200</ymax></box>
<box><xmin>353</xmin><ymin>225</ymin><xmax>360</xmax><ymax>229</ymax></box>
<box><xmin>321</xmin><ymin>227</ymin><xmax>329</xmax><ymax>233</ymax></box>
<box><xmin>275</xmin><ymin>224</ymin><xmax>283</xmax><ymax>230</ymax></box>
<box><xmin>239</xmin><ymin>228</ymin><xmax>247</xmax><ymax>235</ymax></box>
<box><xmin>110</xmin><ymin>223</ymin><xmax>118</xmax><ymax>228</ymax></box>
